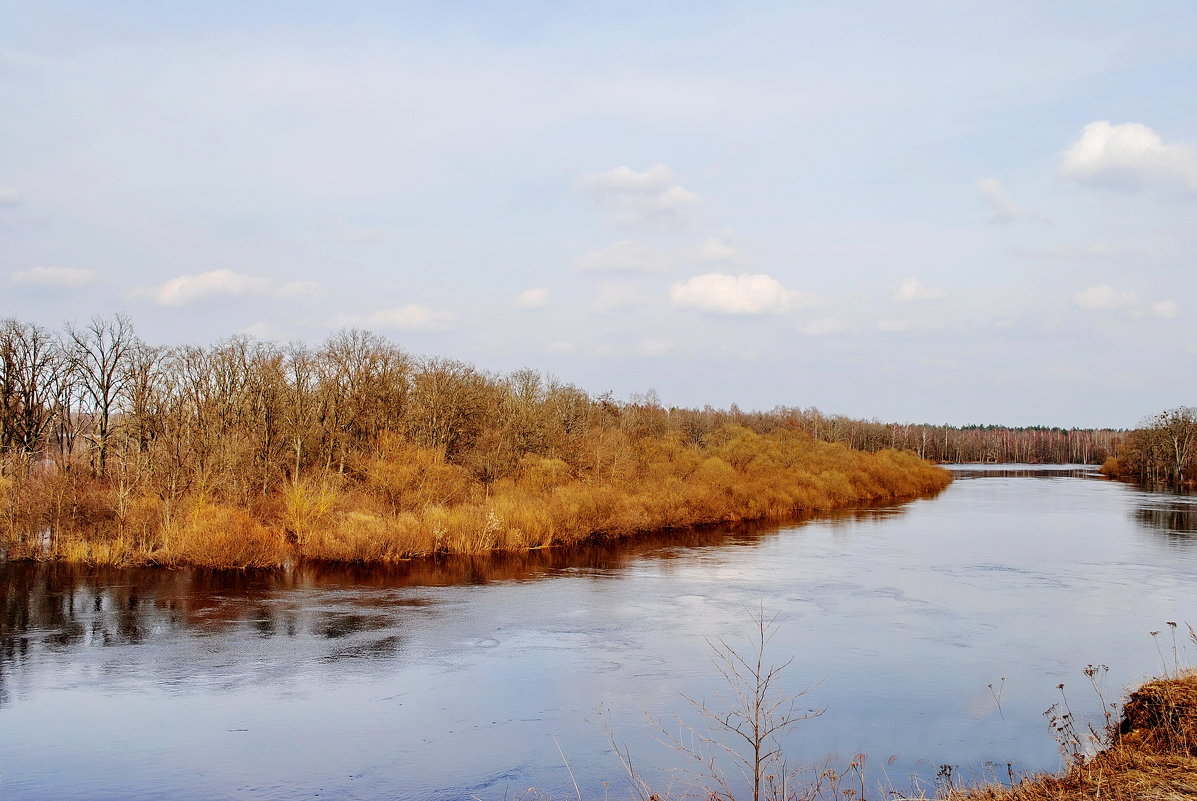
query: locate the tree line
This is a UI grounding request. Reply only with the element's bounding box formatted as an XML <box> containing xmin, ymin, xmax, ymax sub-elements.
<box><xmin>726</xmin><ymin>408</ymin><xmax>1121</xmax><ymax>465</ymax></box>
<box><xmin>1</xmin><ymin>315</ymin><xmax>954</xmax><ymax>567</ymax></box>
<box><xmin>2</xmin><ymin>316</ymin><xmax>1123</xmax><ymax>487</ymax></box>
<box><xmin>1102</xmin><ymin>407</ymin><xmax>1197</xmax><ymax>486</ymax></box>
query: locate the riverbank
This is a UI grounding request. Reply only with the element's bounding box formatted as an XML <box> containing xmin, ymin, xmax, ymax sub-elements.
<box><xmin>2</xmin><ymin>428</ymin><xmax>951</xmax><ymax>569</ymax></box>
<box><xmin>952</xmin><ymin>672</ymin><xmax>1197</xmax><ymax>801</ymax></box>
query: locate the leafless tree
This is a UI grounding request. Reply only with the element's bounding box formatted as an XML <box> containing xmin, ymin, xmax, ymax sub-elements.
<box><xmin>1</xmin><ymin>319</ymin><xmax>69</xmax><ymax>466</ymax></box>
<box><xmin>1153</xmin><ymin>406</ymin><xmax>1197</xmax><ymax>486</ymax></box>
<box><xmin>66</xmin><ymin>314</ymin><xmax>137</xmax><ymax>476</ymax></box>
<box><xmin>659</xmin><ymin>608</ymin><xmax>823</xmax><ymax>801</ymax></box>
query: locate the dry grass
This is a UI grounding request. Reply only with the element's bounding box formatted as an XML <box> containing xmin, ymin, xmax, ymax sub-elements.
<box><xmin>281</xmin><ymin>429</ymin><xmax>950</xmax><ymax>562</ymax></box>
<box><xmin>1</xmin><ymin>425</ymin><xmax>950</xmax><ymax>568</ymax></box>
<box><xmin>154</xmin><ymin>500</ymin><xmax>287</xmax><ymax>569</ymax></box>
<box><xmin>951</xmin><ymin>672</ymin><xmax>1197</xmax><ymax>801</ymax></box>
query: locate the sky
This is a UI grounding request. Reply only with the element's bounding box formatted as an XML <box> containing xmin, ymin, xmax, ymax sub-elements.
<box><xmin>1</xmin><ymin>1</ymin><xmax>1194</xmax><ymax>429</ymax></box>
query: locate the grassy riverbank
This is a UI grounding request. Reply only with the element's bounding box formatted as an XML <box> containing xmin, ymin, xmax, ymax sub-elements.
<box><xmin>2</xmin><ymin>426</ymin><xmax>950</xmax><ymax>568</ymax></box>
<box><xmin>953</xmin><ymin>672</ymin><xmax>1197</xmax><ymax>801</ymax></box>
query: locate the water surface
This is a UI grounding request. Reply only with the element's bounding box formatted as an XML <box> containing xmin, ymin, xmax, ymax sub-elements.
<box><xmin>1</xmin><ymin>466</ymin><xmax>1195</xmax><ymax>799</ymax></box>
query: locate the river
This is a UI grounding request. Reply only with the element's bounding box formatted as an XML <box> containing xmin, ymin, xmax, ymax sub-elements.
<box><xmin>1</xmin><ymin>465</ymin><xmax>1195</xmax><ymax>800</ymax></box>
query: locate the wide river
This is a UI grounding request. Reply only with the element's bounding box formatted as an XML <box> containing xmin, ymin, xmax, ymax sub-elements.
<box><xmin>2</xmin><ymin>465</ymin><xmax>1195</xmax><ymax>800</ymax></box>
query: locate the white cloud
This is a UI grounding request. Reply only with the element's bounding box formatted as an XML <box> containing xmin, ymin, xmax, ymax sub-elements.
<box><xmin>513</xmin><ymin>287</ymin><xmax>549</xmax><ymax>308</ymax></box>
<box><xmin>1060</xmin><ymin>121</ymin><xmax>1197</xmax><ymax>193</ymax></box>
<box><xmin>575</xmin><ymin>164</ymin><xmax>701</xmax><ymax>230</ymax></box>
<box><xmin>336</xmin><ymin>304</ymin><xmax>457</xmax><ymax>331</ymax></box>
<box><xmin>976</xmin><ymin>178</ymin><xmax>1023</xmax><ymax>223</ymax></box>
<box><xmin>12</xmin><ymin>266</ymin><xmax>99</xmax><ymax>289</ymax></box>
<box><xmin>0</xmin><ymin>187</ymin><xmax>19</xmax><ymax>206</ymax></box>
<box><xmin>893</xmin><ymin>277</ymin><xmax>946</xmax><ymax>303</ymax></box>
<box><xmin>134</xmin><ymin>269</ymin><xmax>324</xmax><ymax>306</ymax></box>
<box><xmin>670</xmin><ymin>273</ymin><xmax>817</xmax><ymax>315</ymax></box>
<box><xmin>632</xmin><ymin>338</ymin><xmax>674</xmax><ymax>356</ymax></box>
<box><xmin>1073</xmin><ymin>283</ymin><xmax>1137</xmax><ymax>310</ymax></box>
<box><xmin>544</xmin><ymin>340</ymin><xmax>576</xmax><ymax>354</ymax></box>
<box><xmin>135</xmin><ymin>269</ymin><xmax>270</xmax><ymax>306</ymax></box>
<box><xmin>1150</xmin><ymin>299</ymin><xmax>1178</xmax><ymax>319</ymax></box>
<box><xmin>574</xmin><ymin>241</ymin><xmax>672</xmax><ymax>272</ymax></box>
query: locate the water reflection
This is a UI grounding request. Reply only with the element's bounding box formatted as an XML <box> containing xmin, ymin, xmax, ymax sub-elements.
<box><xmin>948</xmin><ymin>465</ymin><xmax>1099</xmax><ymax>480</ymax></box>
<box><xmin>1133</xmin><ymin>497</ymin><xmax>1197</xmax><ymax>543</ymax></box>
<box><xmin>0</xmin><ymin>500</ymin><xmax>917</xmax><ymax>708</ymax></box>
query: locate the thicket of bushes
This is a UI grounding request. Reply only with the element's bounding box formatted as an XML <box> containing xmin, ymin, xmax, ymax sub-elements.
<box><xmin>0</xmin><ymin>316</ymin><xmax>950</xmax><ymax>567</ymax></box>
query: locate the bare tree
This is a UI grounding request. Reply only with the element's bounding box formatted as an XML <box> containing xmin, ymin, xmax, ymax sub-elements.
<box><xmin>660</xmin><ymin>608</ymin><xmax>823</xmax><ymax>801</ymax></box>
<box><xmin>67</xmin><ymin>314</ymin><xmax>137</xmax><ymax>476</ymax></box>
<box><xmin>0</xmin><ymin>320</ymin><xmax>69</xmax><ymax>465</ymax></box>
<box><xmin>318</xmin><ymin>329</ymin><xmax>410</xmax><ymax>471</ymax></box>
<box><xmin>1154</xmin><ymin>406</ymin><xmax>1197</xmax><ymax>486</ymax></box>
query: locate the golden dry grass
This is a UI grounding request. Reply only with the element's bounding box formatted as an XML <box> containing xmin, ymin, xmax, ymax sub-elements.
<box><xmin>153</xmin><ymin>501</ymin><xmax>286</xmax><ymax>568</ymax></box>
<box><xmin>285</xmin><ymin>427</ymin><xmax>950</xmax><ymax>563</ymax></box>
<box><xmin>1</xmin><ymin>425</ymin><xmax>950</xmax><ymax>568</ymax></box>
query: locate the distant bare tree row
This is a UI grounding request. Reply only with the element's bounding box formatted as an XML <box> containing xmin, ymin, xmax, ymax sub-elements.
<box><xmin>718</xmin><ymin>407</ymin><xmax>1121</xmax><ymax>465</ymax></box>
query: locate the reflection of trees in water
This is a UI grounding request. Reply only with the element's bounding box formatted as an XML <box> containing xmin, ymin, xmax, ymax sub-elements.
<box><xmin>1134</xmin><ymin>502</ymin><xmax>1197</xmax><ymax>543</ymax></box>
<box><xmin>0</xmin><ymin>496</ymin><xmax>919</xmax><ymax>705</ymax></box>
<box><xmin>1126</xmin><ymin>478</ymin><xmax>1197</xmax><ymax>544</ymax></box>
<box><xmin>0</xmin><ymin>563</ymin><xmax>422</xmax><ymax>706</ymax></box>
<box><xmin>952</xmin><ymin>467</ymin><xmax>1099</xmax><ymax>480</ymax></box>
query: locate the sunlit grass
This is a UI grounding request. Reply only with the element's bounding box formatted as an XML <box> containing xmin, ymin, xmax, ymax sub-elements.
<box><xmin>2</xmin><ymin>424</ymin><xmax>949</xmax><ymax>569</ymax></box>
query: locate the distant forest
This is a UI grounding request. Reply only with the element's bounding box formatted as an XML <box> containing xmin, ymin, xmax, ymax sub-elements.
<box><xmin>736</xmin><ymin>408</ymin><xmax>1121</xmax><ymax>465</ymax></box>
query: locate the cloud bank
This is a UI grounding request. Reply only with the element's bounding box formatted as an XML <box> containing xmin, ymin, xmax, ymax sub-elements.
<box><xmin>133</xmin><ymin>269</ymin><xmax>323</xmax><ymax>306</ymax></box>
<box><xmin>670</xmin><ymin>273</ymin><xmax>815</xmax><ymax>315</ymax></box>
<box><xmin>1060</xmin><ymin>121</ymin><xmax>1197</xmax><ymax>193</ymax></box>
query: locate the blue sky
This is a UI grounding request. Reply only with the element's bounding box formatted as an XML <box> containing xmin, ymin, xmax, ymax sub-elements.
<box><xmin>2</xmin><ymin>1</ymin><xmax>1194</xmax><ymax>428</ymax></box>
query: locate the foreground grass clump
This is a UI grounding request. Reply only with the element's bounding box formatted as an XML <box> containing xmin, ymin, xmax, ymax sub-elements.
<box><xmin>2</xmin><ymin>425</ymin><xmax>949</xmax><ymax>568</ymax></box>
<box><xmin>954</xmin><ymin>672</ymin><xmax>1197</xmax><ymax>801</ymax></box>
